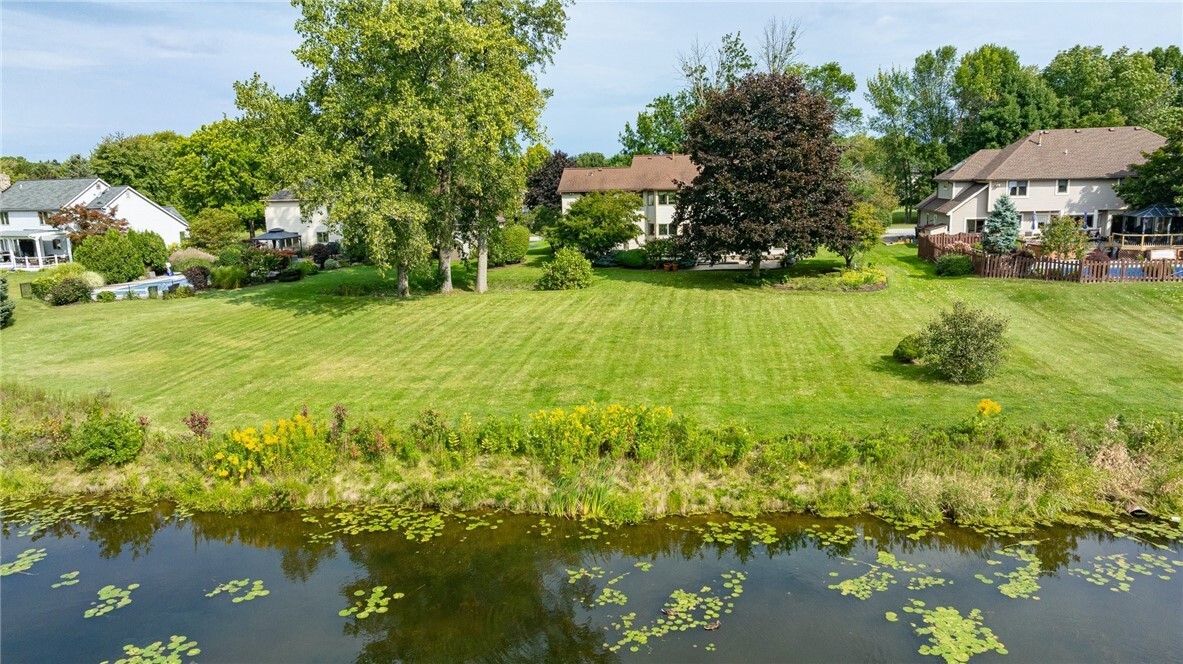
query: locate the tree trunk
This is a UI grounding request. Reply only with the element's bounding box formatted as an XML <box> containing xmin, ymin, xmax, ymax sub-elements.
<box><xmin>750</xmin><ymin>254</ymin><xmax>762</xmax><ymax>277</ymax></box>
<box><xmin>844</xmin><ymin>254</ymin><xmax>854</xmax><ymax>268</ymax></box>
<box><xmin>476</xmin><ymin>228</ymin><xmax>488</xmax><ymax>294</ymax></box>
<box><xmin>438</xmin><ymin>245</ymin><xmax>453</xmax><ymax>294</ymax></box>
<box><xmin>397</xmin><ymin>263</ymin><xmax>409</xmax><ymax>298</ymax></box>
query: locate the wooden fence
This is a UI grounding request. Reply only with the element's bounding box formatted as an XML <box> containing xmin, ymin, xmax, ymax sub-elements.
<box><xmin>917</xmin><ymin>234</ymin><xmax>1183</xmax><ymax>284</ymax></box>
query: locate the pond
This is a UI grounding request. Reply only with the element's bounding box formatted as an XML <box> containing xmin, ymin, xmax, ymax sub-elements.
<box><xmin>2</xmin><ymin>500</ymin><xmax>1180</xmax><ymax>663</ymax></box>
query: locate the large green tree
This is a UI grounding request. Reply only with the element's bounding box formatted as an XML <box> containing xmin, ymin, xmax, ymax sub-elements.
<box><xmin>675</xmin><ymin>72</ymin><xmax>851</xmax><ymax>275</ymax></box>
<box><xmin>89</xmin><ymin>131</ymin><xmax>184</xmax><ymax>203</ymax></box>
<box><xmin>953</xmin><ymin>45</ymin><xmax>1063</xmax><ymax>157</ymax></box>
<box><xmin>547</xmin><ymin>190</ymin><xmax>642</xmax><ymax>258</ymax></box>
<box><xmin>619</xmin><ymin>93</ymin><xmax>691</xmax><ymax>155</ymax></box>
<box><xmin>167</xmin><ymin>118</ymin><xmax>271</xmax><ymax>235</ymax></box>
<box><xmin>1115</xmin><ymin>125</ymin><xmax>1183</xmax><ymax>208</ymax></box>
<box><xmin>1043</xmin><ymin>45</ymin><xmax>1176</xmax><ymax>131</ymax></box>
<box><xmin>237</xmin><ymin>0</ymin><xmax>564</xmax><ymax>296</ymax></box>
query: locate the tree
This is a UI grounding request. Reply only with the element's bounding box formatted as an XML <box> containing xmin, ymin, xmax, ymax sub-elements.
<box><xmin>128</xmin><ymin>229</ymin><xmax>169</xmax><ymax>273</ymax></box>
<box><xmin>619</xmin><ymin>93</ymin><xmax>691</xmax><ymax>155</ymax></box>
<box><xmin>525</xmin><ymin>150</ymin><xmax>575</xmax><ymax>211</ymax></box>
<box><xmin>1043</xmin><ymin>45</ymin><xmax>1176</xmax><ymax>132</ymax></box>
<box><xmin>0</xmin><ymin>274</ymin><xmax>14</xmax><ymax>329</ymax></box>
<box><xmin>982</xmin><ymin>194</ymin><xmax>1020</xmax><ymax>254</ymax></box>
<box><xmin>1115</xmin><ymin>125</ymin><xmax>1183</xmax><ymax>208</ymax></box>
<box><xmin>795</xmin><ymin>62</ymin><xmax>862</xmax><ymax>134</ymax></box>
<box><xmin>186</xmin><ymin>208</ymin><xmax>244</xmax><ymax>252</ymax></box>
<box><xmin>90</xmin><ymin>132</ymin><xmax>184</xmax><ymax>203</ymax></box>
<box><xmin>829</xmin><ymin>202</ymin><xmax>888</xmax><ymax>267</ymax></box>
<box><xmin>546</xmin><ymin>190</ymin><xmax>642</xmax><ymax>258</ymax></box>
<box><xmin>167</xmin><ymin>118</ymin><xmax>271</xmax><ymax>235</ymax></box>
<box><xmin>46</xmin><ymin>205</ymin><xmax>129</xmax><ymax>245</ymax></box>
<box><xmin>522</xmin><ymin>144</ymin><xmax>550</xmax><ymax>176</ymax></box>
<box><xmin>953</xmin><ymin>45</ymin><xmax>1063</xmax><ymax>158</ymax></box>
<box><xmin>0</xmin><ymin>156</ymin><xmax>65</xmax><ymax>181</ymax></box>
<box><xmin>1039</xmin><ymin>216</ymin><xmax>1090</xmax><ymax>261</ymax></box>
<box><xmin>237</xmin><ymin>0</ymin><xmax>565</xmax><ymax>296</ymax></box>
<box><xmin>676</xmin><ymin>72</ymin><xmax>851</xmax><ymax>275</ymax></box>
<box><xmin>920</xmin><ymin>301</ymin><xmax>1009</xmax><ymax>384</ymax></box>
<box><xmin>73</xmin><ymin>229</ymin><xmax>144</xmax><ymax>284</ymax></box>
<box><xmin>573</xmin><ymin>152</ymin><xmax>607</xmax><ymax>167</ymax></box>
<box><xmin>60</xmin><ymin>154</ymin><xmax>95</xmax><ymax>178</ymax></box>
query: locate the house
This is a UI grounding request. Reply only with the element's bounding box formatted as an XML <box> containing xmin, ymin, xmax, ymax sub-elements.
<box><xmin>263</xmin><ymin>190</ymin><xmax>342</xmax><ymax>248</ymax></box>
<box><xmin>917</xmin><ymin>126</ymin><xmax>1166</xmax><ymax>238</ymax></box>
<box><xmin>557</xmin><ymin>154</ymin><xmax>699</xmax><ymax>248</ymax></box>
<box><xmin>0</xmin><ymin>177</ymin><xmax>189</xmax><ymax>269</ymax></box>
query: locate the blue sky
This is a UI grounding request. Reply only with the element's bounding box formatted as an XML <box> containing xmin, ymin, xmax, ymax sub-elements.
<box><xmin>3</xmin><ymin>1</ymin><xmax>1181</xmax><ymax>161</ymax></box>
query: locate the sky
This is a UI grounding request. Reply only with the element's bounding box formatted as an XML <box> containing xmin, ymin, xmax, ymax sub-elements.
<box><xmin>2</xmin><ymin>1</ymin><xmax>1182</xmax><ymax>161</ymax></box>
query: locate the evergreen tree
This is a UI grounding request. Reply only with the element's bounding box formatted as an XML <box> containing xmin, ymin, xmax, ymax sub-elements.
<box><xmin>0</xmin><ymin>273</ymin><xmax>14</xmax><ymax>329</ymax></box>
<box><xmin>982</xmin><ymin>194</ymin><xmax>1020</xmax><ymax>254</ymax></box>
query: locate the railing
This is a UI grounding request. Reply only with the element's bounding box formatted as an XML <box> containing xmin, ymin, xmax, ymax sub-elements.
<box><xmin>1110</xmin><ymin>233</ymin><xmax>1183</xmax><ymax>248</ymax></box>
<box><xmin>0</xmin><ymin>255</ymin><xmax>71</xmax><ymax>269</ymax></box>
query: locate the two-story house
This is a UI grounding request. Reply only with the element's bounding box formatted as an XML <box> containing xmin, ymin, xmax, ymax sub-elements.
<box><xmin>263</xmin><ymin>189</ymin><xmax>342</xmax><ymax>249</ymax></box>
<box><xmin>0</xmin><ymin>177</ymin><xmax>189</xmax><ymax>269</ymax></box>
<box><xmin>917</xmin><ymin>126</ymin><xmax>1166</xmax><ymax>238</ymax></box>
<box><xmin>557</xmin><ymin>154</ymin><xmax>699</xmax><ymax>248</ymax></box>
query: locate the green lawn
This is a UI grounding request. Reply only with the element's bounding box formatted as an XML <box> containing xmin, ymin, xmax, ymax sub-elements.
<box><xmin>2</xmin><ymin>244</ymin><xmax>1181</xmax><ymax>433</ymax></box>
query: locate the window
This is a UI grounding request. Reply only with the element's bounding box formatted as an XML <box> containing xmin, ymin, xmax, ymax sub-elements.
<box><xmin>647</xmin><ymin>222</ymin><xmax>656</xmax><ymax>236</ymax></box>
<box><xmin>316</xmin><ymin>231</ymin><xmax>329</xmax><ymax>243</ymax></box>
<box><xmin>52</xmin><ymin>239</ymin><xmax>63</xmax><ymax>250</ymax></box>
<box><xmin>1056</xmin><ymin>179</ymin><xmax>1069</xmax><ymax>194</ymax></box>
<box><xmin>645</xmin><ymin>192</ymin><xmax>655</xmax><ymax>205</ymax></box>
<box><xmin>0</xmin><ymin>212</ymin><xmax>8</xmax><ymax>225</ymax></box>
<box><xmin>1008</xmin><ymin>180</ymin><xmax>1028</xmax><ymax>196</ymax></box>
<box><xmin>967</xmin><ymin>218</ymin><xmax>986</xmax><ymax>233</ymax></box>
<box><xmin>657</xmin><ymin>192</ymin><xmax>677</xmax><ymax>205</ymax></box>
<box><xmin>658</xmin><ymin>223</ymin><xmax>670</xmax><ymax>236</ymax></box>
<box><xmin>38</xmin><ymin>211</ymin><xmax>54</xmax><ymax>224</ymax></box>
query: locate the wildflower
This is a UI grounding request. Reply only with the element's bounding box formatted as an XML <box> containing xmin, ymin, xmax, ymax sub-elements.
<box><xmin>218</xmin><ymin>470</ymin><xmax>229</xmax><ymax>478</ymax></box>
<box><xmin>977</xmin><ymin>399</ymin><xmax>1002</xmax><ymax>418</ymax></box>
<box><xmin>215</xmin><ymin>452</ymin><xmax>224</xmax><ymax>460</ymax></box>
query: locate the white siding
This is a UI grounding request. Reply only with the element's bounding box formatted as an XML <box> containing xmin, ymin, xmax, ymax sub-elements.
<box><xmin>264</xmin><ymin>201</ymin><xmax>339</xmax><ymax>247</ymax></box>
<box><xmin>985</xmin><ymin>178</ymin><xmax>1127</xmax><ymax>235</ymax></box>
<box><xmin>102</xmin><ymin>190</ymin><xmax>188</xmax><ymax>245</ymax></box>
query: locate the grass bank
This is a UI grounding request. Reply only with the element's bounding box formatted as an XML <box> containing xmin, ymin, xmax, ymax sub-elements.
<box><xmin>1</xmin><ymin>244</ymin><xmax>1180</xmax><ymax>433</ymax></box>
<box><xmin>2</xmin><ymin>384</ymin><xmax>1180</xmax><ymax>526</ymax></box>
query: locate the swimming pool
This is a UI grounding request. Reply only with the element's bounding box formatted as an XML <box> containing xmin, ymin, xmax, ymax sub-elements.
<box><xmin>93</xmin><ymin>274</ymin><xmax>191</xmax><ymax>299</ymax></box>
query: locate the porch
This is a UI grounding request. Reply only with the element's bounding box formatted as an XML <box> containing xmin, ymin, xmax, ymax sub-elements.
<box><xmin>1108</xmin><ymin>205</ymin><xmax>1183</xmax><ymax>252</ymax></box>
<box><xmin>0</xmin><ymin>229</ymin><xmax>73</xmax><ymax>270</ymax></box>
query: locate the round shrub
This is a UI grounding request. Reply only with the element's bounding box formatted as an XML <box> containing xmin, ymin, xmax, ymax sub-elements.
<box><xmin>216</xmin><ymin>246</ymin><xmax>243</xmax><ymax>267</ymax></box>
<box><xmin>169</xmin><ymin>247</ymin><xmax>217</xmax><ymax>272</ymax></box>
<box><xmin>309</xmin><ymin>242</ymin><xmax>337</xmax><ymax>267</ymax></box>
<box><xmin>96</xmin><ymin>290</ymin><xmax>117</xmax><ymax>303</ymax></box>
<box><xmin>78</xmin><ymin>271</ymin><xmax>106</xmax><ymax>289</ymax></box>
<box><xmin>537</xmin><ymin>247</ymin><xmax>593</xmax><ymax>291</ymax></box>
<box><xmin>30</xmin><ymin>263</ymin><xmax>103</xmax><ymax>300</ymax></box>
<box><xmin>488</xmin><ymin>224</ymin><xmax>531</xmax><ymax>266</ymax></box>
<box><xmin>295</xmin><ymin>260</ymin><xmax>319</xmax><ymax>277</ymax></box>
<box><xmin>893</xmin><ymin>333</ymin><xmax>926</xmax><ymax>364</ymax></box>
<box><xmin>75</xmin><ymin>230</ymin><xmax>143</xmax><ymax>284</ymax></box>
<box><xmin>183</xmin><ymin>265</ymin><xmax>211</xmax><ymax>291</ymax></box>
<box><xmin>614</xmin><ymin>248</ymin><xmax>648</xmax><ymax>269</ymax></box>
<box><xmin>935</xmin><ymin>253</ymin><xmax>973</xmax><ymax>277</ymax></box>
<box><xmin>128</xmin><ymin>229</ymin><xmax>169</xmax><ymax>273</ymax></box>
<box><xmin>322</xmin><ymin>258</ymin><xmax>341</xmax><ymax>270</ymax></box>
<box><xmin>47</xmin><ymin>277</ymin><xmax>92</xmax><ymax>306</ymax></box>
<box><xmin>210</xmin><ymin>265</ymin><xmax>247</xmax><ymax>289</ymax></box>
<box><xmin>65</xmin><ymin>405</ymin><xmax>143</xmax><ymax>468</ymax></box>
<box><xmin>920</xmin><ymin>301</ymin><xmax>1009</xmax><ymax>383</ymax></box>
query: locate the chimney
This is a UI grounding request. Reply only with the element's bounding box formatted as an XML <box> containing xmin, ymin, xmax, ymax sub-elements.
<box><xmin>0</xmin><ymin>173</ymin><xmax>10</xmax><ymax>192</ymax></box>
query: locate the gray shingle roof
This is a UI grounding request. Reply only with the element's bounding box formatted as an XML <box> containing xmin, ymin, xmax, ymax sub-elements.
<box><xmin>936</xmin><ymin>126</ymin><xmax>1165</xmax><ymax>182</ymax></box>
<box><xmin>86</xmin><ymin>185</ymin><xmax>129</xmax><ymax>210</ymax></box>
<box><xmin>0</xmin><ymin>178</ymin><xmax>100</xmax><ymax>212</ymax></box>
<box><xmin>268</xmin><ymin>189</ymin><xmax>298</xmax><ymax>201</ymax></box>
<box><xmin>162</xmin><ymin>206</ymin><xmax>188</xmax><ymax>225</ymax></box>
<box><xmin>918</xmin><ymin>183</ymin><xmax>987</xmax><ymax>215</ymax></box>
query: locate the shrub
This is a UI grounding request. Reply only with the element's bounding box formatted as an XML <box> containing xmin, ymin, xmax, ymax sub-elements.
<box><xmin>206</xmin><ymin>412</ymin><xmax>335</xmax><ymax>482</ymax></box>
<box><xmin>128</xmin><ymin>229</ymin><xmax>169</xmax><ymax>273</ymax></box>
<box><xmin>96</xmin><ymin>290</ymin><xmax>117</xmax><ymax>303</ymax></box>
<box><xmin>893</xmin><ymin>333</ymin><xmax>926</xmax><ymax>364</ymax></box>
<box><xmin>837</xmin><ymin>265</ymin><xmax>887</xmax><ymax>289</ymax></box>
<box><xmin>295</xmin><ymin>260</ymin><xmax>319</xmax><ymax>277</ymax></box>
<box><xmin>536</xmin><ymin>247</ymin><xmax>593</xmax><ymax>290</ymax></box>
<box><xmin>276</xmin><ymin>267</ymin><xmax>303</xmax><ymax>282</ymax></box>
<box><xmin>185</xmin><ymin>208</ymin><xmax>243</xmax><ymax>252</ymax></box>
<box><xmin>488</xmin><ymin>224</ymin><xmax>531</xmax><ymax>266</ymax></box>
<box><xmin>183</xmin><ymin>265</ymin><xmax>211</xmax><ymax>291</ymax></box>
<box><xmin>342</xmin><ymin>241</ymin><xmax>367</xmax><ymax>264</ymax></box>
<box><xmin>920</xmin><ymin>301</ymin><xmax>1009</xmax><ymax>383</ymax></box>
<box><xmin>64</xmin><ymin>405</ymin><xmax>144</xmax><ymax>468</ymax></box>
<box><xmin>322</xmin><ymin>258</ymin><xmax>341</xmax><ymax>270</ymax></box>
<box><xmin>78</xmin><ymin>271</ymin><xmax>106</xmax><ymax>289</ymax></box>
<box><xmin>75</xmin><ymin>230</ymin><xmax>144</xmax><ymax>283</ymax></box>
<box><xmin>643</xmin><ymin>238</ymin><xmax>677</xmax><ymax>266</ymax></box>
<box><xmin>162</xmin><ymin>285</ymin><xmax>195</xmax><ymax>299</ymax></box>
<box><xmin>48</xmin><ymin>278</ymin><xmax>92</xmax><ymax>306</ymax></box>
<box><xmin>545</xmin><ymin>190</ymin><xmax>643</xmax><ymax>257</ymax></box>
<box><xmin>0</xmin><ymin>274</ymin><xmax>13</xmax><ymax>328</ymax></box>
<box><xmin>30</xmin><ymin>264</ymin><xmax>104</xmax><ymax>300</ymax></box>
<box><xmin>935</xmin><ymin>253</ymin><xmax>973</xmax><ymax>276</ymax></box>
<box><xmin>309</xmin><ymin>242</ymin><xmax>339</xmax><ymax>267</ymax></box>
<box><xmin>613</xmin><ymin>248</ymin><xmax>648</xmax><ymax>269</ymax></box>
<box><xmin>216</xmin><ymin>246</ymin><xmax>243</xmax><ymax>267</ymax></box>
<box><xmin>210</xmin><ymin>266</ymin><xmax>247</xmax><ymax>289</ymax></box>
<box><xmin>241</xmin><ymin>246</ymin><xmax>289</xmax><ymax>282</ymax></box>
<box><xmin>169</xmin><ymin>248</ymin><xmax>217</xmax><ymax>272</ymax></box>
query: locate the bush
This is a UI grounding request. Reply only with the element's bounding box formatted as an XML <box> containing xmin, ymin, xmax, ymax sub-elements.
<box><xmin>241</xmin><ymin>246</ymin><xmax>289</xmax><ymax>282</ymax></box>
<box><xmin>216</xmin><ymin>246</ymin><xmax>243</xmax><ymax>267</ymax></box>
<box><xmin>75</xmin><ymin>230</ymin><xmax>144</xmax><ymax>283</ymax></box>
<box><xmin>185</xmin><ymin>208</ymin><xmax>243</xmax><ymax>252</ymax></box>
<box><xmin>276</xmin><ymin>267</ymin><xmax>303</xmax><ymax>282</ymax></box>
<box><xmin>643</xmin><ymin>238</ymin><xmax>678</xmax><ymax>266</ymax></box>
<box><xmin>206</xmin><ymin>411</ymin><xmax>335</xmax><ymax>482</ymax></box>
<box><xmin>0</xmin><ymin>274</ymin><xmax>13</xmax><ymax>328</ymax></box>
<box><xmin>309</xmin><ymin>242</ymin><xmax>339</xmax><ymax>267</ymax></box>
<box><xmin>210</xmin><ymin>266</ymin><xmax>247</xmax><ymax>289</ymax></box>
<box><xmin>488</xmin><ymin>224</ymin><xmax>531</xmax><ymax>266</ymax></box>
<box><xmin>162</xmin><ymin>285</ymin><xmax>196</xmax><ymax>300</ymax></box>
<box><xmin>30</xmin><ymin>264</ymin><xmax>105</xmax><ymax>301</ymax></box>
<box><xmin>837</xmin><ymin>265</ymin><xmax>887</xmax><ymax>289</ymax></box>
<box><xmin>48</xmin><ymin>278</ymin><xmax>92</xmax><ymax>306</ymax></box>
<box><xmin>295</xmin><ymin>260</ymin><xmax>319</xmax><ymax>277</ymax></box>
<box><xmin>893</xmin><ymin>333</ymin><xmax>926</xmax><ymax>363</ymax></box>
<box><xmin>96</xmin><ymin>290</ymin><xmax>117</xmax><ymax>303</ymax></box>
<box><xmin>935</xmin><ymin>253</ymin><xmax>973</xmax><ymax>276</ymax></box>
<box><xmin>613</xmin><ymin>248</ymin><xmax>648</xmax><ymax>268</ymax></box>
<box><xmin>64</xmin><ymin>405</ymin><xmax>144</xmax><ymax>468</ymax></box>
<box><xmin>128</xmin><ymin>229</ymin><xmax>169</xmax><ymax>273</ymax></box>
<box><xmin>322</xmin><ymin>258</ymin><xmax>341</xmax><ymax>270</ymax></box>
<box><xmin>920</xmin><ymin>301</ymin><xmax>1009</xmax><ymax>383</ymax></box>
<box><xmin>183</xmin><ymin>265</ymin><xmax>211</xmax><ymax>291</ymax></box>
<box><xmin>169</xmin><ymin>248</ymin><xmax>217</xmax><ymax>273</ymax></box>
<box><xmin>536</xmin><ymin>247</ymin><xmax>593</xmax><ymax>290</ymax></box>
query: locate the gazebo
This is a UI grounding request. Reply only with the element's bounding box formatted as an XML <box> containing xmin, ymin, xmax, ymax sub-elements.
<box><xmin>250</xmin><ymin>228</ymin><xmax>302</xmax><ymax>251</ymax></box>
<box><xmin>1110</xmin><ymin>204</ymin><xmax>1183</xmax><ymax>250</ymax></box>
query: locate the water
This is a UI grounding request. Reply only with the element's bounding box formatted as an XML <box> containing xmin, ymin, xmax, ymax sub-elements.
<box><xmin>2</xmin><ymin>503</ymin><xmax>1181</xmax><ymax>663</ymax></box>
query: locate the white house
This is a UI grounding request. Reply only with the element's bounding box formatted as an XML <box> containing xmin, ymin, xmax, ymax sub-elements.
<box><xmin>0</xmin><ymin>177</ymin><xmax>189</xmax><ymax>268</ymax></box>
<box><xmin>263</xmin><ymin>190</ymin><xmax>342</xmax><ymax>248</ymax></box>
<box><xmin>557</xmin><ymin>154</ymin><xmax>699</xmax><ymax>248</ymax></box>
<box><xmin>917</xmin><ymin>126</ymin><xmax>1166</xmax><ymax>238</ymax></box>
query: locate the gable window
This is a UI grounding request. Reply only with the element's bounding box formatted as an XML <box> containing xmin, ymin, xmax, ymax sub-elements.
<box><xmin>1008</xmin><ymin>180</ymin><xmax>1028</xmax><ymax>196</ymax></box>
<box><xmin>38</xmin><ymin>211</ymin><xmax>54</xmax><ymax>224</ymax></box>
<box><xmin>1056</xmin><ymin>179</ymin><xmax>1069</xmax><ymax>194</ymax></box>
<box><xmin>0</xmin><ymin>212</ymin><xmax>8</xmax><ymax>226</ymax></box>
<box><xmin>316</xmin><ymin>231</ymin><xmax>329</xmax><ymax>243</ymax></box>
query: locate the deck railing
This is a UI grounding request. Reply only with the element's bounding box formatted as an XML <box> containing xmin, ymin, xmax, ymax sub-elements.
<box><xmin>0</xmin><ymin>255</ymin><xmax>71</xmax><ymax>269</ymax></box>
<box><xmin>1109</xmin><ymin>232</ymin><xmax>1183</xmax><ymax>248</ymax></box>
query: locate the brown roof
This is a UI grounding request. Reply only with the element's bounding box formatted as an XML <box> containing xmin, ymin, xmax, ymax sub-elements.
<box><xmin>935</xmin><ymin>126</ymin><xmax>1165</xmax><ymax>182</ymax></box>
<box><xmin>557</xmin><ymin>154</ymin><xmax>699</xmax><ymax>194</ymax></box>
<box><xmin>918</xmin><ymin>183</ymin><xmax>987</xmax><ymax>214</ymax></box>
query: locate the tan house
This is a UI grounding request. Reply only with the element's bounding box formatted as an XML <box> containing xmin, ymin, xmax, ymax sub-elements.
<box><xmin>917</xmin><ymin>126</ymin><xmax>1166</xmax><ymax>238</ymax></box>
<box><xmin>557</xmin><ymin>154</ymin><xmax>699</xmax><ymax>248</ymax></box>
